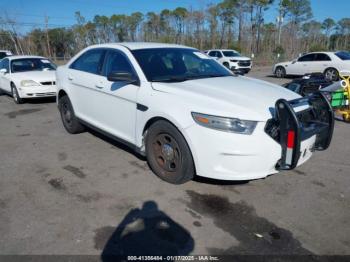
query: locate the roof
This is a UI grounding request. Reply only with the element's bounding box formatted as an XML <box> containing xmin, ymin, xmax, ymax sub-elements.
<box><xmin>92</xmin><ymin>42</ymin><xmax>195</xmax><ymax>50</ymax></box>
<box><xmin>7</xmin><ymin>55</ymin><xmax>46</xmax><ymax>60</ymax></box>
<box><xmin>0</xmin><ymin>50</ymin><xmax>11</xmax><ymax>52</ymax></box>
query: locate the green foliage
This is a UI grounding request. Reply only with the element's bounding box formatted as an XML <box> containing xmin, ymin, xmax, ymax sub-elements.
<box><xmin>309</xmin><ymin>43</ymin><xmax>325</xmax><ymax>52</ymax></box>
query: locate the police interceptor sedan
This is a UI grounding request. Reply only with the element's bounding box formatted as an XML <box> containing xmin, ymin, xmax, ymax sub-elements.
<box><xmin>56</xmin><ymin>43</ymin><xmax>334</xmax><ymax>184</ymax></box>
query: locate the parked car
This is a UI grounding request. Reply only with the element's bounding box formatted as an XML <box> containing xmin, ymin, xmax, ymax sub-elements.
<box><xmin>0</xmin><ymin>50</ymin><xmax>12</xmax><ymax>60</ymax></box>
<box><xmin>283</xmin><ymin>73</ymin><xmax>333</xmax><ymax>96</ymax></box>
<box><xmin>56</xmin><ymin>43</ymin><xmax>334</xmax><ymax>184</ymax></box>
<box><xmin>205</xmin><ymin>49</ymin><xmax>252</xmax><ymax>74</ymax></box>
<box><xmin>273</xmin><ymin>51</ymin><xmax>350</xmax><ymax>81</ymax></box>
<box><xmin>0</xmin><ymin>55</ymin><xmax>57</xmax><ymax>104</ymax></box>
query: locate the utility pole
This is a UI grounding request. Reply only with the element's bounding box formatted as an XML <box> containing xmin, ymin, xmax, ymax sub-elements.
<box><xmin>276</xmin><ymin>0</ymin><xmax>284</xmax><ymax>46</ymax></box>
<box><xmin>276</xmin><ymin>15</ymin><xmax>283</xmax><ymax>46</ymax></box>
<box><xmin>45</xmin><ymin>15</ymin><xmax>52</xmax><ymax>58</ymax></box>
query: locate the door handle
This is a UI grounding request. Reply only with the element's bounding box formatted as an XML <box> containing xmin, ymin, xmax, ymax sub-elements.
<box><xmin>68</xmin><ymin>76</ymin><xmax>73</xmax><ymax>81</ymax></box>
<box><xmin>95</xmin><ymin>84</ymin><xmax>104</xmax><ymax>89</ymax></box>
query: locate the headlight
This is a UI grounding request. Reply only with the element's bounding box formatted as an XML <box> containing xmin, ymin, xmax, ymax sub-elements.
<box><xmin>21</xmin><ymin>80</ymin><xmax>40</xmax><ymax>87</ymax></box>
<box><xmin>192</xmin><ymin>112</ymin><xmax>257</xmax><ymax>135</ymax></box>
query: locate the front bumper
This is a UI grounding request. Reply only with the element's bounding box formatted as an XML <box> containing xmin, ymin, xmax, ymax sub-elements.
<box><xmin>185</xmin><ymin>92</ymin><xmax>334</xmax><ymax>181</ymax></box>
<box><xmin>18</xmin><ymin>85</ymin><xmax>57</xmax><ymax>98</ymax></box>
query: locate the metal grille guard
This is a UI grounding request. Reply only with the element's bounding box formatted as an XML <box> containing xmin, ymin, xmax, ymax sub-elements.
<box><xmin>275</xmin><ymin>92</ymin><xmax>334</xmax><ymax>170</ymax></box>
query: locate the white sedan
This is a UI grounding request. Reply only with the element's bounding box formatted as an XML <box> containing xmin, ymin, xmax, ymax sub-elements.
<box><xmin>56</xmin><ymin>43</ymin><xmax>334</xmax><ymax>184</ymax></box>
<box><xmin>0</xmin><ymin>55</ymin><xmax>57</xmax><ymax>104</ymax></box>
<box><xmin>273</xmin><ymin>51</ymin><xmax>350</xmax><ymax>81</ymax></box>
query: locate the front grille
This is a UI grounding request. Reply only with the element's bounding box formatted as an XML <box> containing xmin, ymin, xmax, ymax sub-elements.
<box><xmin>265</xmin><ymin>109</ymin><xmax>316</xmax><ymax>143</ymax></box>
<box><xmin>265</xmin><ymin>118</ymin><xmax>280</xmax><ymax>142</ymax></box>
<box><xmin>40</xmin><ymin>81</ymin><xmax>56</xmax><ymax>86</ymax></box>
<box><xmin>238</xmin><ymin>60</ymin><xmax>251</xmax><ymax>67</ymax></box>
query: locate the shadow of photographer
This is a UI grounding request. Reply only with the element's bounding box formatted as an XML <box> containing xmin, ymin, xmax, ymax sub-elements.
<box><xmin>101</xmin><ymin>201</ymin><xmax>194</xmax><ymax>261</ymax></box>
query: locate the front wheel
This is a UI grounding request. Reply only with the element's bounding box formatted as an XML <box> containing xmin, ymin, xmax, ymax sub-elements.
<box><xmin>12</xmin><ymin>84</ymin><xmax>24</xmax><ymax>104</ymax></box>
<box><xmin>275</xmin><ymin>66</ymin><xmax>286</xmax><ymax>78</ymax></box>
<box><xmin>145</xmin><ymin>120</ymin><xmax>195</xmax><ymax>184</ymax></box>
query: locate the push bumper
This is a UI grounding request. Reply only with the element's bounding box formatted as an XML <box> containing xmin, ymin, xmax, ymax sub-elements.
<box><xmin>266</xmin><ymin>92</ymin><xmax>334</xmax><ymax>170</ymax></box>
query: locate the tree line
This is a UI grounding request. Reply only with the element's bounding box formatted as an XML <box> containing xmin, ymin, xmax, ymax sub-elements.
<box><xmin>0</xmin><ymin>0</ymin><xmax>349</xmax><ymax>64</ymax></box>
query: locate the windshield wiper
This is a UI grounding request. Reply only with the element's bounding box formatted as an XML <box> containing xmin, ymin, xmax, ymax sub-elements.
<box><xmin>151</xmin><ymin>76</ymin><xmax>194</xmax><ymax>83</ymax></box>
<box><xmin>151</xmin><ymin>74</ymin><xmax>230</xmax><ymax>83</ymax></box>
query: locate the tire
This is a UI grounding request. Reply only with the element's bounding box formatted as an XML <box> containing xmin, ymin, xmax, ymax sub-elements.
<box><xmin>58</xmin><ymin>95</ymin><xmax>85</xmax><ymax>134</ymax></box>
<box><xmin>324</xmin><ymin>68</ymin><xmax>339</xmax><ymax>81</ymax></box>
<box><xmin>223</xmin><ymin>62</ymin><xmax>230</xmax><ymax>69</ymax></box>
<box><xmin>145</xmin><ymin>120</ymin><xmax>195</xmax><ymax>184</ymax></box>
<box><xmin>11</xmin><ymin>84</ymin><xmax>24</xmax><ymax>104</ymax></box>
<box><xmin>275</xmin><ymin>66</ymin><xmax>286</xmax><ymax>78</ymax></box>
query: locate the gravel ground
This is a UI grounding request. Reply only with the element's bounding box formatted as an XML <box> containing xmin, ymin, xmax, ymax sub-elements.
<box><xmin>0</xmin><ymin>67</ymin><xmax>349</xmax><ymax>257</ymax></box>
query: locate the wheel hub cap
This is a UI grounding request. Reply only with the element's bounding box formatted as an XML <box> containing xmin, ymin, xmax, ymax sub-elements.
<box><xmin>162</xmin><ymin>144</ymin><xmax>174</xmax><ymax>161</ymax></box>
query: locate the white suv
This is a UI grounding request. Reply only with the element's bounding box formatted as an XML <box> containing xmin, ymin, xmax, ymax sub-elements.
<box><xmin>56</xmin><ymin>43</ymin><xmax>334</xmax><ymax>184</ymax></box>
<box><xmin>206</xmin><ymin>49</ymin><xmax>252</xmax><ymax>74</ymax></box>
<box><xmin>273</xmin><ymin>51</ymin><xmax>350</xmax><ymax>81</ymax></box>
<box><xmin>0</xmin><ymin>50</ymin><xmax>12</xmax><ymax>60</ymax></box>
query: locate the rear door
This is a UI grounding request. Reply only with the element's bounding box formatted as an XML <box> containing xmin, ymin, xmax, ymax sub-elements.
<box><xmin>312</xmin><ymin>53</ymin><xmax>332</xmax><ymax>73</ymax></box>
<box><xmin>66</xmin><ymin>48</ymin><xmax>106</xmax><ymax>125</ymax></box>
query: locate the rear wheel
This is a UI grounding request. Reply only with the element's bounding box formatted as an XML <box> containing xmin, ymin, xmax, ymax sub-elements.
<box><xmin>275</xmin><ymin>66</ymin><xmax>286</xmax><ymax>78</ymax></box>
<box><xmin>324</xmin><ymin>68</ymin><xmax>339</xmax><ymax>81</ymax></box>
<box><xmin>145</xmin><ymin>120</ymin><xmax>195</xmax><ymax>184</ymax></box>
<box><xmin>58</xmin><ymin>95</ymin><xmax>85</xmax><ymax>134</ymax></box>
<box><xmin>11</xmin><ymin>84</ymin><xmax>24</xmax><ymax>104</ymax></box>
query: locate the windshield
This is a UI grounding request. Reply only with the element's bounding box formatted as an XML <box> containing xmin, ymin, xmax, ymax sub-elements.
<box><xmin>11</xmin><ymin>58</ymin><xmax>57</xmax><ymax>73</ymax></box>
<box><xmin>131</xmin><ymin>48</ymin><xmax>232</xmax><ymax>82</ymax></box>
<box><xmin>222</xmin><ymin>51</ymin><xmax>240</xmax><ymax>57</ymax></box>
<box><xmin>335</xmin><ymin>51</ymin><xmax>350</xmax><ymax>60</ymax></box>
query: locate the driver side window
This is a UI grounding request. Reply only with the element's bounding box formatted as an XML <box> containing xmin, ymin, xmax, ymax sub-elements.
<box><xmin>103</xmin><ymin>50</ymin><xmax>136</xmax><ymax>78</ymax></box>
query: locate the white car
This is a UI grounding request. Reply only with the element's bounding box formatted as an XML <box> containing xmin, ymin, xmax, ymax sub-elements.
<box><xmin>273</xmin><ymin>51</ymin><xmax>350</xmax><ymax>81</ymax></box>
<box><xmin>0</xmin><ymin>50</ymin><xmax>12</xmax><ymax>60</ymax></box>
<box><xmin>0</xmin><ymin>55</ymin><xmax>57</xmax><ymax>104</ymax></box>
<box><xmin>206</xmin><ymin>49</ymin><xmax>252</xmax><ymax>74</ymax></box>
<box><xmin>56</xmin><ymin>43</ymin><xmax>334</xmax><ymax>184</ymax></box>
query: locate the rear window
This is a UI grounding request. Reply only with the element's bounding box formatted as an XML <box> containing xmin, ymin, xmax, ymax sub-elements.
<box><xmin>335</xmin><ymin>51</ymin><xmax>350</xmax><ymax>60</ymax></box>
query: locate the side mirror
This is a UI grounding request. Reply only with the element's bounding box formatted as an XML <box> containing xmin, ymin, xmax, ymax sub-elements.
<box><xmin>292</xmin><ymin>59</ymin><xmax>297</xmax><ymax>64</ymax></box>
<box><xmin>107</xmin><ymin>71</ymin><xmax>137</xmax><ymax>84</ymax></box>
<box><xmin>0</xmin><ymin>68</ymin><xmax>7</xmax><ymax>74</ymax></box>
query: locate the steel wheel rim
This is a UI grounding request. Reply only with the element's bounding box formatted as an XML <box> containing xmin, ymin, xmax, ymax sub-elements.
<box><xmin>152</xmin><ymin>133</ymin><xmax>181</xmax><ymax>173</ymax></box>
<box><xmin>326</xmin><ymin>69</ymin><xmax>337</xmax><ymax>81</ymax></box>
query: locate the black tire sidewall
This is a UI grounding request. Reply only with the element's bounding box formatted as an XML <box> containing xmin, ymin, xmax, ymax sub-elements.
<box><xmin>12</xmin><ymin>85</ymin><xmax>23</xmax><ymax>104</ymax></box>
<box><xmin>276</xmin><ymin>66</ymin><xmax>285</xmax><ymax>78</ymax></box>
<box><xmin>58</xmin><ymin>95</ymin><xmax>84</xmax><ymax>134</ymax></box>
<box><xmin>145</xmin><ymin>120</ymin><xmax>195</xmax><ymax>184</ymax></box>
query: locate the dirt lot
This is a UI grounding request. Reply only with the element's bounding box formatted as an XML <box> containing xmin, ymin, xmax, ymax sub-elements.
<box><xmin>0</xmin><ymin>67</ymin><xmax>349</xmax><ymax>256</ymax></box>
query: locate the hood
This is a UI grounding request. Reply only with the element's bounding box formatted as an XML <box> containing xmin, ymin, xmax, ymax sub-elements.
<box><xmin>12</xmin><ymin>70</ymin><xmax>56</xmax><ymax>83</ymax></box>
<box><xmin>151</xmin><ymin>76</ymin><xmax>300</xmax><ymax>121</ymax></box>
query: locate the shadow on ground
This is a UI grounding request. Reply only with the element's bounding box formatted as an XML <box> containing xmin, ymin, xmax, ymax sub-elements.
<box><xmin>98</xmin><ymin>201</ymin><xmax>194</xmax><ymax>261</ymax></box>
